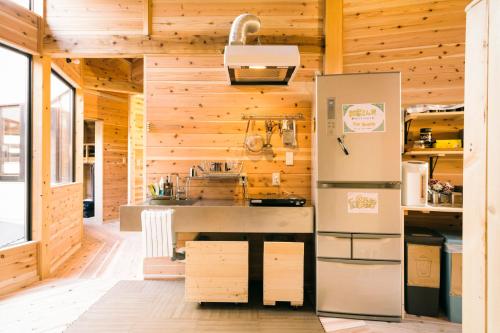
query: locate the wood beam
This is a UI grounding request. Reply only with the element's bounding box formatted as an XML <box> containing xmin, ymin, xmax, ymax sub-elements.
<box><xmin>31</xmin><ymin>55</ymin><xmax>52</xmax><ymax>279</ymax></box>
<box><xmin>324</xmin><ymin>0</ymin><xmax>343</xmax><ymax>74</ymax></box>
<box><xmin>83</xmin><ymin>58</ymin><xmax>143</xmax><ymax>94</ymax></box>
<box><xmin>52</xmin><ymin>58</ymin><xmax>83</xmax><ymax>89</ymax></box>
<box><xmin>42</xmin><ymin>35</ymin><xmax>323</xmax><ymax>58</ymax></box>
<box><xmin>143</xmin><ymin>0</ymin><xmax>152</xmax><ymax>36</ymax></box>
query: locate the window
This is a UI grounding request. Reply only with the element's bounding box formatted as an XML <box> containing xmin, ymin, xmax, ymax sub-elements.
<box><xmin>0</xmin><ymin>44</ymin><xmax>31</xmax><ymax>248</ymax></box>
<box><xmin>8</xmin><ymin>0</ymin><xmax>31</xmax><ymax>10</ymax></box>
<box><xmin>51</xmin><ymin>72</ymin><xmax>75</xmax><ymax>184</ymax></box>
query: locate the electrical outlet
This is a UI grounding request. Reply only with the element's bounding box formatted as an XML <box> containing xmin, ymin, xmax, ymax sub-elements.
<box><xmin>272</xmin><ymin>172</ymin><xmax>280</xmax><ymax>186</ymax></box>
<box><xmin>286</xmin><ymin>151</ymin><xmax>294</xmax><ymax>166</ymax></box>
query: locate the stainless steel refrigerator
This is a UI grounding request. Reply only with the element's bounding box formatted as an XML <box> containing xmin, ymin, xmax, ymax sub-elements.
<box><xmin>313</xmin><ymin>73</ymin><xmax>403</xmax><ymax>321</ymax></box>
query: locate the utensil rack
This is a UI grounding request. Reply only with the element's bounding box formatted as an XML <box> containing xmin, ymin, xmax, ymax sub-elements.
<box><xmin>188</xmin><ymin>160</ymin><xmax>243</xmax><ymax>180</ymax></box>
<box><xmin>241</xmin><ymin>113</ymin><xmax>304</xmax><ymax>121</ymax></box>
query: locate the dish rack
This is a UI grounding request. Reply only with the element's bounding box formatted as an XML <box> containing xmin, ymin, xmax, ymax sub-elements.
<box><xmin>195</xmin><ymin>160</ymin><xmax>243</xmax><ymax>179</ymax></box>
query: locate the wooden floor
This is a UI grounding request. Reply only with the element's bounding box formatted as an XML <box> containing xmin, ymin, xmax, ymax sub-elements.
<box><xmin>0</xmin><ymin>220</ymin><xmax>462</xmax><ymax>333</ymax></box>
<box><xmin>66</xmin><ymin>280</ymin><xmax>324</xmax><ymax>333</ymax></box>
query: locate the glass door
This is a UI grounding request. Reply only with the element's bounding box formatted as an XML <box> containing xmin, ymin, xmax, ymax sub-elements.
<box><xmin>0</xmin><ymin>44</ymin><xmax>31</xmax><ymax>248</ymax></box>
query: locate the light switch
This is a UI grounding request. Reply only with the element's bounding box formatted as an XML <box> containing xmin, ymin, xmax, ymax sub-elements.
<box><xmin>285</xmin><ymin>151</ymin><xmax>294</xmax><ymax>166</ymax></box>
<box><xmin>272</xmin><ymin>172</ymin><xmax>280</xmax><ymax>186</ymax></box>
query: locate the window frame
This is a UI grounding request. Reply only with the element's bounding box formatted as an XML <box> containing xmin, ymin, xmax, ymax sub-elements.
<box><xmin>50</xmin><ymin>69</ymin><xmax>76</xmax><ymax>185</ymax></box>
<box><xmin>8</xmin><ymin>0</ymin><xmax>32</xmax><ymax>10</ymax></box>
<box><xmin>0</xmin><ymin>42</ymin><xmax>32</xmax><ymax>244</ymax></box>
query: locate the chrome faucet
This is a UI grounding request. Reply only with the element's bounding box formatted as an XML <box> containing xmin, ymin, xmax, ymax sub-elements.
<box><xmin>170</xmin><ymin>173</ymin><xmax>188</xmax><ymax>200</ymax></box>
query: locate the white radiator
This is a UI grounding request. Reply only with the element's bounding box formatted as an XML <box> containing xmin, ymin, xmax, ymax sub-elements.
<box><xmin>141</xmin><ymin>209</ymin><xmax>175</xmax><ymax>258</ymax></box>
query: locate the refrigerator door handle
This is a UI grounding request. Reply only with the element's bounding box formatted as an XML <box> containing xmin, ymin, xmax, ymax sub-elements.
<box><xmin>352</xmin><ymin>233</ymin><xmax>400</xmax><ymax>239</ymax></box>
<box><xmin>317</xmin><ymin>232</ymin><xmax>351</xmax><ymax>238</ymax></box>
<box><xmin>317</xmin><ymin>257</ymin><xmax>401</xmax><ymax>265</ymax></box>
<box><xmin>337</xmin><ymin>135</ymin><xmax>350</xmax><ymax>155</ymax></box>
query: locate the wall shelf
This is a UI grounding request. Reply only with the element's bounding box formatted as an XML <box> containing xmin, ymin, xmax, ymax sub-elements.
<box><xmin>403</xmin><ymin>148</ymin><xmax>463</xmax><ymax>157</ymax></box>
<box><xmin>404</xmin><ymin>111</ymin><xmax>464</xmax><ymax>123</ymax></box>
<box><xmin>187</xmin><ymin>174</ymin><xmax>241</xmax><ymax>180</ymax></box>
<box><xmin>403</xmin><ymin>204</ymin><xmax>463</xmax><ymax>214</ymax></box>
<box><xmin>404</xmin><ymin>111</ymin><xmax>464</xmax><ymax>145</ymax></box>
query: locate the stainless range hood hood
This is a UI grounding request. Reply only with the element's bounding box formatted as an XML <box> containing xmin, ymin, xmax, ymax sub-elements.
<box><xmin>224</xmin><ymin>14</ymin><xmax>300</xmax><ymax>85</ymax></box>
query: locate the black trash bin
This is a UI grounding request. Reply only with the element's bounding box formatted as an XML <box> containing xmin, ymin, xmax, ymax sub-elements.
<box><xmin>404</xmin><ymin>227</ymin><xmax>444</xmax><ymax>316</ymax></box>
<box><xmin>83</xmin><ymin>199</ymin><xmax>94</xmax><ymax>218</ymax></box>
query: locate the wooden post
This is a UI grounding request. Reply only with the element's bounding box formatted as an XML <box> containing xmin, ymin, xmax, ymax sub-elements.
<box><xmin>486</xmin><ymin>0</ymin><xmax>500</xmax><ymax>330</ymax></box>
<box><xmin>143</xmin><ymin>0</ymin><xmax>152</xmax><ymax>36</ymax></box>
<box><xmin>75</xmin><ymin>89</ymin><xmax>84</xmax><ymax>240</ymax></box>
<box><xmin>324</xmin><ymin>0</ymin><xmax>343</xmax><ymax>74</ymax></box>
<box><xmin>464</xmin><ymin>0</ymin><xmax>500</xmax><ymax>331</ymax></box>
<box><xmin>31</xmin><ymin>55</ymin><xmax>52</xmax><ymax>279</ymax></box>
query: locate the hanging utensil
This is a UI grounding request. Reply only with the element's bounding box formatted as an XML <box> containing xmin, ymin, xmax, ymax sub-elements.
<box><xmin>263</xmin><ymin>120</ymin><xmax>275</xmax><ymax>148</ymax></box>
<box><xmin>244</xmin><ymin>119</ymin><xmax>264</xmax><ymax>153</ymax></box>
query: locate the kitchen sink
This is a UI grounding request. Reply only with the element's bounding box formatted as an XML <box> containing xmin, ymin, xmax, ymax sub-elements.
<box><xmin>149</xmin><ymin>199</ymin><xmax>198</xmax><ymax>206</ymax></box>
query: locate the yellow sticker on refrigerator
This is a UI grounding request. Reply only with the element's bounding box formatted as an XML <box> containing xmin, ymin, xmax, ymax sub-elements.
<box><xmin>347</xmin><ymin>192</ymin><xmax>379</xmax><ymax>214</ymax></box>
<box><xmin>342</xmin><ymin>103</ymin><xmax>385</xmax><ymax>133</ymax></box>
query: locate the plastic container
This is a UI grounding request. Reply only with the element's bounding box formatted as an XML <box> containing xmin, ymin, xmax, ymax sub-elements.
<box><xmin>402</xmin><ymin>161</ymin><xmax>429</xmax><ymax>206</ymax></box>
<box><xmin>404</xmin><ymin>227</ymin><xmax>444</xmax><ymax>316</ymax></box>
<box><xmin>440</xmin><ymin>231</ymin><xmax>462</xmax><ymax>323</ymax></box>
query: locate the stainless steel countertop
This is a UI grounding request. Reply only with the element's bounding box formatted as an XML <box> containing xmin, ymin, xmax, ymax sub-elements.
<box><xmin>128</xmin><ymin>199</ymin><xmax>250</xmax><ymax>207</ymax></box>
<box><xmin>128</xmin><ymin>199</ymin><xmax>312</xmax><ymax>208</ymax></box>
<box><xmin>120</xmin><ymin>200</ymin><xmax>314</xmax><ymax>233</ymax></box>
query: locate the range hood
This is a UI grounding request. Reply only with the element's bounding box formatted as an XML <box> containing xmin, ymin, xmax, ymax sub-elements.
<box><xmin>224</xmin><ymin>14</ymin><xmax>300</xmax><ymax>85</ymax></box>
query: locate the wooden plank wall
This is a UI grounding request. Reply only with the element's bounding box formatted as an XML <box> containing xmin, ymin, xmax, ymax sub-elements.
<box><xmin>85</xmin><ymin>90</ymin><xmax>129</xmax><ymax>220</ymax></box>
<box><xmin>144</xmin><ymin>53</ymin><xmax>320</xmax><ymax>200</ymax></box>
<box><xmin>44</xmin><ymin>0</ymin><xmax>143</xmax><ymax>36</ymax></box>
<box><xmin>43</xmin><ymin>0</ymin><xmax>323</xmax><ymax>57</ymax></box>
<box><xmin>0</xmin><ymin>0</ymin><xmax>41</xmax><ymax>54</ymax></box>
<box><xmin>0</xmin><ymin>242</ymin><xmax>39</xmax><ymax>297</ymax></box>
<box><xmin>49</xmin><ymin>184</ymin><xmax>83</xmax><ymax>274</ymax></box>
<box><xmin>129</xmin><ymin>94</ymin><xmax>145</xmax><ymax>203</ymax></box>
<box><xmin>137</xmin><ymin>0</ymin><xmax>323</xmax><ymax>200</ymax></box>
<box><xmin>47</xmin><ymin>60</ymin><xmax>85</xmax><ymax>275</ymax></box>
<box><xmin>341</xmin><ymin>0</ymin><xmax>468</xmax><ymax>186</ymax></box>
<box><xmin>342</xmin><ymin>0</ymin><xmax>468</xmax><ymax>106</ymax></box>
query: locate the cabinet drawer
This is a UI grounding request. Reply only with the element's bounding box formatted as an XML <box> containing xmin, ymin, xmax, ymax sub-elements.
<box><xmin>317</xmin><ymin>188</ymin><xmax>402</xmax><ymax>234</ymax></box>
<box><xmin>352</xmin><ymin>235</ymin><xmax>401</xmax><ymax>261</ymax></box>
<box><xmin>317</xmin><ymin>258</ymin><xmax>402</xmax><ymax>317</ymax></box>
<box><xmin>317</xmin><ymin>233</ymin><xmax>351</xmax><ymax>258</ymax></box>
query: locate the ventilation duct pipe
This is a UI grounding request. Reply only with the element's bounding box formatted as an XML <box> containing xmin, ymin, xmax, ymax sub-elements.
<box><xmin>228</xmin><ymin>14</ymin><xmax>261</xmax><ymax>45</ymax></box>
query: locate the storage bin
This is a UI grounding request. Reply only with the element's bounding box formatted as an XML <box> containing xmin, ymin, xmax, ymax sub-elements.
<box><xmin>83</xmin><ymin>199</ymin><xmax>94</xmax><ymax>218</ymax></box>
<box><xmin>404</xmin><ymin>227</ymin><xmax>444</xmax><ymax>316</ymax></box>
<box><xmin>440</xmin><ymin>231</ymin><xmax>462</xmax><ymax>323</ymax></box>
<box><xmin>185</xmin><ymin>241</ymin><xmax>248</xmax><ymax>303</ymax></box>
<box><xmin>263</xmin><ymin>242</ymin><xmax>304</xmax><ymax>306</ymax></box>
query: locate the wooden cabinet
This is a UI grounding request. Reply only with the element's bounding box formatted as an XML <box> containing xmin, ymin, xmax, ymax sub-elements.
<box><xmin>263</xmin><ymin>242</ymin><xmax>304</xmax><ymax>306</ymax></box>
<box><xmin>185</xmin><ymin>241</ymin><xmax>248</xmax><ymax>303</ymax></box>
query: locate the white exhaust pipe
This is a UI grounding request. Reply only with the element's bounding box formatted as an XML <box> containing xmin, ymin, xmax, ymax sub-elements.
<box><xmin>228</xmin><ymin>14</ymin><xmax>261</xmax><ymax>45</ymax></box>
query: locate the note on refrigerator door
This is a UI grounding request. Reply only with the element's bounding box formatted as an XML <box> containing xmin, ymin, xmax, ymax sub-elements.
<box><xmin>342</xmin><ymin>103</ymin><xmax>385</xmax><ymax>133</ymax></box>
<box><xmin>347</xmin><ymin>192</ymin><xmax>379</xmax><ymax>214</ymax></box>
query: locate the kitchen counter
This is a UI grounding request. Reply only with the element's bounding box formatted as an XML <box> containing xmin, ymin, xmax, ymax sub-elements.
<box><xmin>120</xmin><ymin>200</ymin><xmax>314</xmax><ymax>233</ymax></box>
